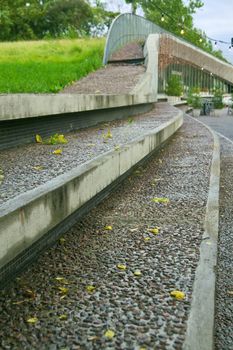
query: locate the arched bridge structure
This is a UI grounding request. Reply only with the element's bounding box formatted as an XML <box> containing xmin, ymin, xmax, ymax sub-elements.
<box><xmin>104</xmin><ymin>14</ymin><xmax>233</xmax><ymax>95</ymax></box>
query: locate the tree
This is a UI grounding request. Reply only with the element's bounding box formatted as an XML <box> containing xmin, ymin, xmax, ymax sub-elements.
<box><xmin>138</xmin><ymin>0</ymin><xmax>226</xmax><ymax>61</ymax></box>
<box><xmin>125</xmin><ymin>0</ymin><xmax>139</xmax><ymax>14</ymax></box>
<box><xmin>44</xmin><ymin>0</ymin><xmax>94</xmax><ymax>37</ymax></box>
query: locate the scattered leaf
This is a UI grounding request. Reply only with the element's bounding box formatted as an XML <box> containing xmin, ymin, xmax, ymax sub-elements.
<box><xmin>26</xmin><ymin>317</ymin><xmax>38</xmax><ymax>324</ymax></box>
<box><xmin>22</xmin><ymin>289</ymin><xmax>36</xmax><ymax>299</ymax></box>
<box><xmin>103</xmin><ymin>129</ymin><xmax>112</xmax><ymax>140</ymax></box>
<box><xmin>60</xmin><ymin>295</ymin><xmax>67</xmax><ymax>300</ymax></box>
<box><xmin>134</xmin><ymin>270</ymin><xmax>142</xmax><ymax>277</ymax></box>
<box><xmin>227</xmin><ymin>290</ymin><xmax>233</xmax><ymax>296</ymax></box>
<box><xmin>104</xmin><ymin>329</ymin><xmax>115</xmax><ymax>339</ymax></box>
<box><xmin>88</xmin><ymin>336</ymin><xmax>100</xmax><ymax>341</ymax></box>
<box><xmin>59</xmin><ymin>314</ymin><xmax>68</xmax><ymax>320</ymax></box>
<box><xmin>144</xmin><ymin>237</ymin><xmax>151</xmax><ymax>242</ymax></box>
<box><xmin>52</xmin><ymin>149</ymin><xmax>62</xmax><ymax>155</ymax></box>
<box><xmin>159</xmin><ymin>159</ymin><xmax>163</xmax><ymax>164</ymax></box>
<box><xmin>117</xmin><ymin>264</ymin><xmax>127</xmax><ymax>270</ymax></box>
<box><xmin>12</xmin><ymin>300</ymin><xmax>27</xmax><ymax>305</ymax></box>
<box><xmin>86</xmin><ymin>285</ymin><xmax>96</xmax><ymax>293</ymax></box>
<box><xmin>152</xmin><ymin>197</ymin><xmax>169</xmax><ymax>204</ymax></box>
<box><xmin>87</xmin><ymin>143</ymin><xmax>96</xmax><ymax>147</ymax></box>
<box><xmin>58</xmin><ymin>287</ymin><xmax>69</xmax><ymax>294</ymax></box>
<box><xmin>170</xmin><ymin>290</ymin><xmax>185</xmax><ymax>300</ymax></box>
<box><xmin>104</xmin><ymin>225</ymin><xmax>112</xmax><ymax>231</ymax></box>
<box><xmin>148</xmin><ymin>227</ymin><xmax>160</xmax><ymax>235</ymax></box>
<box><xmin>129</xmin><ymin>228</ymin><xmax>138</xmax><ymax>233</ymax></box>
<box><xmin>114</xmin><ymin>145</ymin><xmax>120</xmax><ymax>151</ymax></box>
<box><xmin>33</xmin><ymin>165</ymin><xmax>44</xmax><ymax>171</ymax></box>
<box><xmin>35</xmin><ymin>134</ymin><xmax>43</xmax><ymax>143</ymax></box>
<box><xmin>45</xmin><ymin>133</ymin><xmax>68</xmax><ymax>145</ymax></box>
<box><xmin>59</xmin><ymin>238</ymin><xmax>66</xmax><ymax>245</ymax></box>
<box><xmin>55</xmin><ymin>277</ymin><xmax>69</xmax><ymax>284</ymax></box>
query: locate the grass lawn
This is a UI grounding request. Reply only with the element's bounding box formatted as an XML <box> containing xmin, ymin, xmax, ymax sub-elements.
<box><xmin>0</xmin><ymin>38</ymin><xmax>105</xmax><ymax>93</ymax></box>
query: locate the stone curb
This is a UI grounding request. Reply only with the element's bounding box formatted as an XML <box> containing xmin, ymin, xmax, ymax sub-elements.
<box><xmin>0</xmin><ymin>112</ymin><xmax>183</xmax><ymax>281</ymax></box>
<box><xmin>183</xmin><ymin>115</ymin><xmax>220</xmax><ymax>350</ymax></box>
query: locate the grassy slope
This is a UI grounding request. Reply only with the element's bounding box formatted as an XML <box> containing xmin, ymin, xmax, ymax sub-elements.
<box><xmin>0</xmin><ymin>38</ymin><xmax>105</xmax><ymax>93</ymax></box>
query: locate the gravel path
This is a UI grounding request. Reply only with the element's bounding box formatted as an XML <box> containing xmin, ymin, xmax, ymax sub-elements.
<box><xmin>188</xmin><ymin>113</ymin><xmax>233</xmax><ymax>349</ymax></box>
<box><xmin>62</xmin><ymin>64</ymin><xmax>145</xmax><ymax>95</ymax></box>
<box><xmin>0</xmin><ymin>103</ymin><xmax>178</xmax><ymax>207</ymax></box>
<box><xmin>0</xmin><ymin>116</ymin><xmax>213</xmax><ymax>349</ymax></box>
<box><xmin>110</xmin><ymin>42</ymin><xmax>144</xmax><ymax>61</ymax></box>
<box><xmin>215</xmin><ymin>138</ymin><xmax>233</xmax><ymax>350</ymax></box>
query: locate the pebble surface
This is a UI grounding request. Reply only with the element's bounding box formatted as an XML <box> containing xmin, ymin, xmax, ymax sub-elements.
<box><xmin>215</xmin><ymin>139</ymin><xmax>233</xmax><ymax>349</ymax></box>
<box><xmin>0</xmin><ymin>103</ymin><xmax>178</xmax><ymax>207</ymax></box>
<box><xmin>195</xmin><ymin>115</ymin><xmax>233</xmax><ymax>349</ymax></box>
<box><xmin>0</xmin><ymin>116</ymin><xmax>213</xmax><ymax>349</ymax></box>
<box><xmin>61</xmin><ymin>64</ymin><xmax>145</xmax><ymax>95</ymax></box>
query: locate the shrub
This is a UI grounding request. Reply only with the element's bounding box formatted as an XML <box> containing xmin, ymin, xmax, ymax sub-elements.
<box><xmin>165</xmin><ymin>75</ymin><xmax>183</xmax><ymax>96</ymax></box>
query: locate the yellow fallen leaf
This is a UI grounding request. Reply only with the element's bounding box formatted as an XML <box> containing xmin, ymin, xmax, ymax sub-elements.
<box><xmin>53</xmin><ymin>149</ymin><xmax>62</xmax><ymax>155</ymax></box>
<box><xmin>140</xmin><ymin>347</ymin><xmax>147</xmax><ymax>350</ymax></box>
<box><xmin>60</xmin><ymin>295</ymin><xmax>67</xmax><ymax>300</ymax></box>
<box><xmin>12</xmin><ymin>300</ymin><xmax>27</xmax><ymax>305</ymax></box>
<box><xmin>86</xmin><ymin>285</ymin><xmax>96</xmax><ymax>293</ymax></box>
<box><xmin>57</xmin><ymin>134</ymin><xmax>68</xmax><ymax>144</ymax></box>
<box><xmin>59</xmin><ymin>314</ymin><xmax>68</xmax><ymax>320</ymax></box>
<box><xmin>58</xmin><ymin>287</ymin><xmax>69</xmax><ymax>294</ymax></box>
<box><xmin>114</xmin><ymin>145</ymin><xmax>120</xmax><ymax>151</ymax></box>
<box><xmin>88</xmin><ymin>336</ymin><xmax>100</xmax><ymax>341</ymax></box>
<box><xmin>35</xmin><ymin>134</ymin><xmax>43</xmax><ymax>143</ymax></box>
<box><xmin>170</xmin><ymin>290</ymin><xmax>185</xmax><ymax>300</ymax></box>
<box><xmin>55</xmin><ymin>277</ymin><xmax>69</xmax><ymax>284</ymax></box>
<box><xmin>104</xmin><ymin>329</ymin><xmax>115</xmax><ymax>339</ymax></box>
<box><xmin>103</xmin><ymin>129</ymin><xmax>112</xmax><ymax>140</ymax></box>
<box><xmin>144</xmin><ymin>237</ymin><xmax>151</xmax><ymax>242</ymax></box>
<box><xmin>87</xmin><ymin>143</ymin><xmax>96</xmax><ymax>147</ymax></box>
<box><xmin>33</xmin><ymin>165</ymin><xmax>44</xmax><ymax>171</ymax></box>
<box><xmin>59</xmin><ymin>238</ymin><xmax>66</xmax><ymax>245</ymax></box>
<box><xmin>148</xmin><ymin>227</ymin><xmax>159</xmax><ymax>235</ymax></box>
<box><xmin>117</xmin><ymin>264</ymin><xmax>127</xmax><ymax>270</ymax></box>
<box><xmin>26</xmin><ymin>317</ymin><xmax>38</xmax><ymax>324</ymax></box>
<box><xmin>134</xmin><ymin>270</ymin><xmax>142</xmax><ymax>277</ymax></box>
<box><xmin>22</xmin><ymin>289</ymin><xmax>36</xmax><ymax>299</ymax></box>
<box><xmin>152</xmin><ymin>197</ymin><xmax>169</xmax><ymax>204</ymax></box>
<box><xmin>227</xmin><ymin>290</ymin><xmax>233</xmax><ymax>296</ymax></box>
<box><xmin>104</xmin><ymin>225</ymin><xmax>112</xmax><ymax>231</ymax></box>
<box><xmin>159</xmin><ymin>159</ymin><xmax>163</xmax><ymax>164</ymax></box>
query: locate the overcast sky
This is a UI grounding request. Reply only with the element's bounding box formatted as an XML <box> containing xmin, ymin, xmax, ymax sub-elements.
<box><xmin>103</xmin><ymin>0</ymin><xmax>233</xmax><ymax>64</ymax></box>
<box><xmin>192</xmin><ymin>0</ymin><xmax>233</xmax><ymax>64</ymax></box>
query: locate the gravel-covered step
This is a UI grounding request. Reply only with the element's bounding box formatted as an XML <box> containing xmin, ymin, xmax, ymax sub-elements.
<box><xmin>0</xmin><ymin>116</ymin><xmax>213</xmax><ymax>350</ymax></box>
<box><xmin>0</xmin><ymin>103</ymin><xmax>179</xmax><ymax>206</ymax></box>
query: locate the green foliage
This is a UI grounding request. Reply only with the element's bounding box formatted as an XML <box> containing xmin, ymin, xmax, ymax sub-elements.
<box><xmin>165</xmin><ymin>75</ymin><xmax>183</xmax><ymax>96</ymax></box>
<box><xmin>44</xmin><ymin>134</ymin><xmax>68</xmax><ymax>145</ymax></box>
<box><xmin>187</xmin><ymin>92</ymin><xmax>202</xmax><ymax>109</ymax></box>
<box><xmin>0</xmin><ymin>0</ymin><xmax>117</xmax><ymax>41</ymax></box>
<box><xmin>0</xmin><ymin>38</ymin><xmax>105</xmax><ymax>93</ymax></box>
<box><xmin>213</xmin><ymin>89</ymin><xmax>224</xmax><ymax>109</ymax></box>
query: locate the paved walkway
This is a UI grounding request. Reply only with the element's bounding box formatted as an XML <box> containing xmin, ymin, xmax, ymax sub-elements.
<box><xmin>198</xmin><ymin>112</ymin><xmax>233</xmax><ymax>350</ymax></box>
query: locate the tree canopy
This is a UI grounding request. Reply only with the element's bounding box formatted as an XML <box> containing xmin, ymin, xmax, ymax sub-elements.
<box><xmin>0</xmin><ymin>0</ymin><xmax>116</xmax><ymax>40</ymax></box>
<box><xmin>125</xmin><ymin>0</ymin><xmax>226</xmax><ymax>62</ymax></box>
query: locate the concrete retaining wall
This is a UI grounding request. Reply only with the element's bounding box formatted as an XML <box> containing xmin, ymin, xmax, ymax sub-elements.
<box><xmin>0</xmin><ymin>111</ymin><xmax>183</xmax><ymax>282</ymax></box>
